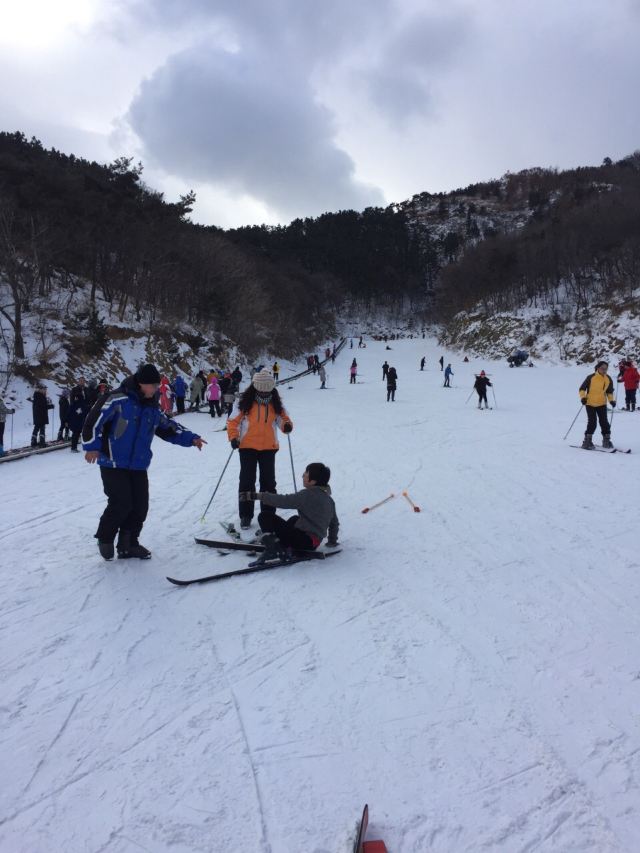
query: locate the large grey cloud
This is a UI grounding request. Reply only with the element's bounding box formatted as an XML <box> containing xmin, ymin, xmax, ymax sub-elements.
<box><xmin>127</xmin><ymin>44</ymin><xmax>384</xmax><ymax>219</ymax></box>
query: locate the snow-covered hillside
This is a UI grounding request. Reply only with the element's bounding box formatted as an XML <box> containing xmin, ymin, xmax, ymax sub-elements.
<box><xmin>1</xmin><ymin>338</ymin><xmax>639</xmax><ymax>852</ymax></box>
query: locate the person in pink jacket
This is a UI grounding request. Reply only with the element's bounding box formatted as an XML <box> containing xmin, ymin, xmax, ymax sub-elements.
<box><xmin>350</xmin><ymin>359</ymin><xmax>358</xmax><ymax>384</ymax></box>
<box><xmin>207</xmin><ymin>376</ymin><xmax>222</xmax><ymax>417</ymax></box>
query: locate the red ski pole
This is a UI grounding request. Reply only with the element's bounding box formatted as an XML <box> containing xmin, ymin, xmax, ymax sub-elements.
<box><xmin>402</xmin><ymin>491</ymin><xmax>421</xmax><ymax>512</ymax></box>
<box><xmin>361</xmin><ymin>493</ymin><xmax>395</xmax><ymax>514</ymax></box>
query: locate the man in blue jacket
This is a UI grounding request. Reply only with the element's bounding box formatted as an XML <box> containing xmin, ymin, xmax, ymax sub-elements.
<box><xmin>83</xmin><ymin>364</ymin><xmax>206</xmax><ymax>561</ymax></box>
<box><xmin>173</xmin><ymin>374</ymin><xmax>186</xmax><ymax>414</ymax></box>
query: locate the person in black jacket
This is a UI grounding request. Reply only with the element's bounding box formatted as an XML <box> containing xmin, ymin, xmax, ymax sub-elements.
<box><xmin>69</xmin><ymin>378</ymin><xmax>90</xmax><ymax>452</ymax></box>
<box><xmin>474</xmin><ymin>371</ymin><xmax>492</xmax><ymax>409</ymax></box>
<box><xmin>28</xmin><ymin>384</ymin><xmax>54</xmax><ymax>447</ymax></box>
<box><xmin>386</xmin><ymin>367</ymin><xmax>398</xmax><ymax>402</ymax></box>
<box><xmin>57</xmin><ymin>390</ymin><xmax>70</xmax><ymax>441</ymax></box>
<box><xmin>382</xmin><ymin>361</ymin><xmax>389</xmax><ymax>381</ymax></box>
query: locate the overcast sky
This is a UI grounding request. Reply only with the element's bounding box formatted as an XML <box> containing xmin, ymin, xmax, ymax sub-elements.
<box><xmin>2</xmin><ymin>0</ymin><xmax>639</xmax><ymax>227</ymax></box>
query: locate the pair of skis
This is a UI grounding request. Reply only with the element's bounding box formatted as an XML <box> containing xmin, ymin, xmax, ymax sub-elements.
<box><xmin>570</xmin><ymin>445</ymin><xmax>631</xmax><ymax>454</ymax></box>
<box><xmin>166</xmin><ymin>538</ymin><xmax>341</xmax><ymax>586</ymax></box>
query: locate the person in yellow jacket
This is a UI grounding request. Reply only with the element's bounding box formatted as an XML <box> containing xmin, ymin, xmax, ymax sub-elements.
<box><xmin>227</xmin><ymin>369</ymin><xmax>293</xmax><ymax>529</ymax></box>
<box><xmin>578</xmin><ymin>360</ymin><xmax>616</xmax><ymax>449</ymax></box>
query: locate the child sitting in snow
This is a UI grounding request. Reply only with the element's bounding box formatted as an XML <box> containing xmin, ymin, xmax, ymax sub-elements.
<box><xmin>239</xmin><ymin>462</ymin><xmax>339</xmax><ymax>559</ymax></box>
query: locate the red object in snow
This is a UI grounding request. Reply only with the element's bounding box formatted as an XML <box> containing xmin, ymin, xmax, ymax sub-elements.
<box><xmin>354</xmin><ymin>804</ymin><xmax>388</xmax><ymax>853</ymax></box>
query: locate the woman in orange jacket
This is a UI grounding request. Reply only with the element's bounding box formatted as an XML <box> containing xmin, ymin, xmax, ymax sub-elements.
<box><xmin>227</xmin><ymin>369</ymin><xmax>293</xmax><ymax>529</ymax></box>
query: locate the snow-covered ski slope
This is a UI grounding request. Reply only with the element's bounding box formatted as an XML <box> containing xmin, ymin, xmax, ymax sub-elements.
<box><xmin>1</xmin><ymin>338</ymin><xmax>639</xmax><ymax>852</ymax></box>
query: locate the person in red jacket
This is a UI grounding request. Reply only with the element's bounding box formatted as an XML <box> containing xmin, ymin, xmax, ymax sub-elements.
<box><xmin>620</xmin><ymin>362</ymin><xmax>640</xmax><ymax>411</ymax></box>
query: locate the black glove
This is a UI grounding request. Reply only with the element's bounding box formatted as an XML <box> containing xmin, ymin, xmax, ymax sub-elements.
<box><xmin>581</xmin><ymin>399</ymin><xmax>587</xmax><ymax>406</ymax></box>
<box><xmin>230</xmin><ymin>438</ymin><xmax>240</xmax><ymax>449</ymax></box>
<box><xmin>282</xmin><ymin>422</ymin><xmax>292</xmax><ymax>434</ymax></box>
<box><xmin>610</xmin><ymin>401</ymin><xmax>616</xmax><ymax>408</ymax></box>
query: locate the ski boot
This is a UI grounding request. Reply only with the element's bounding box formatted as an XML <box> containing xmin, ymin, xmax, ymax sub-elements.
<box><xmin>240</xmin><ymin>517</ymin><xmax>252</xmax><ymax>530</ymax></box>
<box><xmin>581</xmin><ymin>434</ymin><xmax>594</xmax><ymax>450</ymax></box>
<box><xmin>602</xmin><ymin>435</ymin><xmax>613</xmax><ymax>449</ymax></box>
<box><xmin>117</xmin><ymin>531</ymin><xmax>152</xmax><ymax>559</ymax></box>
<box><xmin>98</xmin><ymin>540</ymin><xmax>115</xmax><ymax>561</ymax></box>
<box><xmin>256</xmin><ymin>534</ymin><xmax>282</xmax><ymax>564</ymax></box>
<box><xmin>38</xmin><ymin>436</ymin><xmax>46</xmax><ymax>448</ymax></box>
<box><xmin>31</xmin><ymin>436</ymin><xmax>38</xmax><ymax>448</ymax></box>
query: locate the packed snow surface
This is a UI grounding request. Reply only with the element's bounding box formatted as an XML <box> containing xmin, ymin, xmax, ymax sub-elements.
<box><xmin>1</xmin><ymin>338</ymin><xmax>639</xmax><ymax>852</ymax></box>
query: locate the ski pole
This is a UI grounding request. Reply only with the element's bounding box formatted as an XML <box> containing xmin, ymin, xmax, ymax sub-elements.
<box><xmin>491</xmin><ymin>386</ymin><xmax>498</xmax><ymax>409</ymax></box>
<box><xmin>465</xmin><ymin>389</ymin><xmax>474</xmax><ymax>405</ymax></box>
<box><xmin>287</xmin><ymin>433</ymin><xmax>297</xmax><ymax>492</ymax></box>
<box><xmin>10</xmin><ymin>412</ymin><xmax>14</xmax><ymax>449</ymax></box>
<box><xmin>402</xmin><ymin>491</ymin><xmax>421</xmax><ymax>512</ymax></box>
<box><xmin>361</xmin><ymin>493</ymin><xmax>395</xmax><ymax>514</ymax></box>
<box><xmin>562</xmin><ymin>405</ymin><xmax>583</xmax><ymax>440</ymax></box>
<box><xmin>200</xmin><ymin>447</ymin><xmax>235</xmax><ymax>522</ymax></box>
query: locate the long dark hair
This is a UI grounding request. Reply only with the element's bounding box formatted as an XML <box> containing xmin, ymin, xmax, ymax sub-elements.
<box><xmin>238</xmin><ymin>385</ymin><xmax>284</xmax><ymax>415</ymax></box>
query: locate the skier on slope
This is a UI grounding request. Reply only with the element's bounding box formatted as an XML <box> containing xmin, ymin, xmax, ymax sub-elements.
<box><xmin>579</xmin><ymin>360</ymin><xmax>616</xmax><ymax>449</ymax></box>
<box><xmin>226</xmin><ymin>369</ymin><xmax>293</xmax><ymax>530</ymax></box>
<box><xmin>386</xmin><ymin>366</ymin><xmax>398</xmax><ymax>401</ymax></box>
<box><xmin>57</xmin><ymin>390</ymin><xmax>71</xmax><ymax>441</ymax></box>
<box><xmin>382</xmin><ymin>360</ymin><xmax>389</xmax><ymax>381</ymax></box>
<box><xmin>173</xmin><ymin>374</ymin><xmax>187</xmax><ymax>414</ymax></box>
<box><xmin>0</xmin><ymin>395</ymin><xmax>15</xmax><ymax>456</ymax></box>
<box><xmin>82</xmin><ymin>364</ymin><xmax>205</xmax><ymax>561</ymax></box>
<box><xmin>420</xmin><ymin>356</ymin><xmax>426</xmax><ymax>371</ymax></box>
<box><xmin>318</xmin><ymin>364</ymin><xmax>327</xmax><ymax>389</ymax></box>
<box><xmin>439</xmin><ymin>355</ymin><xmax>444</xmax><ymax>371</ymax></box>
<box><xmin>619</xmin><ymin>361</ymin><xmax>639</xmax><ymax>411</ymax></box>
<box><xmin>27</xmin><ymin>384</ymin><xmax>54</xmax><ymax>447</ymax></box>
<box><xmin>350</xmin><ymin>359</ymin><xmax>358</xmax><ymax>384</ymax></box>
<box><xmin>444</xmin><ymin>364</ymin><xmax>454</xmax><ymax>387</ymax></box>
<box><xmin>474</xmin><ymin>371</ymin><xmax>492</xmax><ymax>409</ymax></box>
<box><xmin>239</xmin><ymin>462</ymin><xmax>339</xmax><ymax>560</ymax></box>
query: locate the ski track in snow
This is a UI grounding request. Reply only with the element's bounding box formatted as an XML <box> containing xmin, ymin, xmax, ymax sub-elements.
<box><xmin>2</xmin><ymin>339</ymin><xmax>640</xmax><ymax>851</ymax></box>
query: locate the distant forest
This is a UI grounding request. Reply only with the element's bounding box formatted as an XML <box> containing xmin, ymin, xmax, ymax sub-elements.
<box><xmin>1</xmin><ymin>131</ymin><xmax>639</xmax><ymax>361</ymax></box>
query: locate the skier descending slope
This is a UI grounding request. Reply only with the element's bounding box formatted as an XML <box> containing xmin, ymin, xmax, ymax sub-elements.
<box><xmin>474</xmin><ymin>371</ymin><xmax>492</xmax><ymax>409</ymax></box>
<box><xmin>226</xmin><ymin>369</ymin><xmax>293</xmax><ymax>530</ymax></box>
<box><xmin>579</xmin><ymin>360</ymin><xmax>616</xmax><ymax>449</ymax></box>
<box><xmin>83</xmin><ymin>364</ymin><xmax>205</xmax><ymax>561</ymax></box>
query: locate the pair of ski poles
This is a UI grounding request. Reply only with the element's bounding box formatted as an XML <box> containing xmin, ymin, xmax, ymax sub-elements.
<box><xmin>361</xmin><ymin>491</ymin><xmax>421</xmax><ymax>514</ymax></box>
<box><xmin>563</xmin><ymin>402</ymin><xmax>616</xmax><ymax>441</ymax></box>
<box><xmin>200</xmin><ymin>434</ymin><xmax>297</xmax><ymax>521</ymax></box>
<box><xmin>465</xmin><ymin>385</ymin><xmax>498</xmax><ymax>408</ymax></box>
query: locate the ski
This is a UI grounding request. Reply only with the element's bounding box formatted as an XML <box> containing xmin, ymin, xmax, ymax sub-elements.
<box><xmin>219</xmin><ymin>522</ymin><xmax>241</xmax><ymax>540</ymax></box>
<box><xmin>168</xmin><ymin>549</ymin><xmax>340</xmax><ymax>586</ymax></box>
<box><xmin>196</xmin><ymin>537</ymin><xmax>264</xmax><ymax>552</ymax></box>
<box><xmin>570</xmin><ymin>445</ymin><xmax>631</xmax><ymax>454</ymax></box>
<box><xmin>353</xmin><ymin>803</ymin><xmax>388</xmax><ymax>853</ymax></box>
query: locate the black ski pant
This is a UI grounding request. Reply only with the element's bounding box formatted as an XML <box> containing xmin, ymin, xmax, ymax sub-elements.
<box><xmin>71</xmin><ymin>428</ymin><xmax>82</xmax><ymax>450</ymax></box>
<box><xmin>476</xmin><ymin>390</ymin><xmax>488</xmax><ymax>406</ymax></box>
<box><xmin>444</xmin><ymin>377</ymin><xmax>450</xmax><ymax>387</ymax></box>
<box><xmin>585</xmin><ymin>405</ymin><xmax>610</xmax><ymax>436</ymax></box>
<box><xmin>176</xmin><ymin>396</ymin><xmax>185</xmax><ymax>414</ymax></box>
<box><xmin>382</xmin><ymin>370</ymin><xmax>388</xmax><ymax>381</ymax></box>
<box><xmin>387</xmin><ymin>387</ymin><xmax>396</xmax><ymax>401</ymax></box>
<box><xmin>31</xmin><ymin>425</ymin><xmax>46</xmax><ymax>444</ymax></box>
<box><xmin>257</xmin><ymin>512</ymin><xmax>316</xmax><ymax>551</ymax></box>
<box><xmin>624</xmin><ymin>389</ymin><xmax>637</xmax><ymax>409</ymax></box>
<box><xmin>208</xmin><ymin>400</ymin><xmax>222</xmax><ymax>417</ymax></box>
<box><xmin>238</xmin><ymin>449</ymin><xmax>276</xmax><ymax>522</ymax></box>
<box><xmin>0</xmin><ymin>422</ymin><xmax>4</xmax><ymax>445</ymax></box>
<box><xmin>96</xmin><ymin>467</ymin><xmax>149</xmax><ymax>544</ymax></box>
<box><xmin>350</xmin><ymin>374</ymin><xmax>356</xmax><ymax>384</ymax></box>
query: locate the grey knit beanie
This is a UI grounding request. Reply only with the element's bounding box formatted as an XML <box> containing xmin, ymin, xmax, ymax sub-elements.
<box><xmin>252</xmin><ymin>369</ymin><xmax>276</xmax><ymax>393</ymax></box>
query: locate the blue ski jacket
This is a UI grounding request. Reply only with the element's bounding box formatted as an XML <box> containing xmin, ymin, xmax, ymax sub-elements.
<box><xmin>82</xmin><ymin>377</ymin><xmax>199</xmax><ymax>470</ymax></box>
<box><xmin>173</xmin><ymin>376</ymin><xmax>186</xmax><ymax>397</ymax></box>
